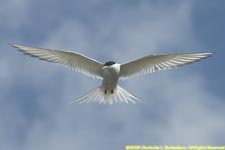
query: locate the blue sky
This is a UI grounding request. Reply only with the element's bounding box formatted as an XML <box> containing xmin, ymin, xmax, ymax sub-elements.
<box><xmin>1</xmin><ymin>0</ymin><xmax>225</xmax><ymax>149</ymax></box>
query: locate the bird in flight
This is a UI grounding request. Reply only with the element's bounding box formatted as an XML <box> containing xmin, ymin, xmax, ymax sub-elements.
<box><xmin>11</xmin><ymin>44</ymin><xmax>212</xmax><ymax>104</ymax></box>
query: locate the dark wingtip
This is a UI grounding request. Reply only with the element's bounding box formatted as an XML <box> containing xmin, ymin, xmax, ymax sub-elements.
<box><xmin>205</xmin><ymin>52</ymin><xmax>214</xmax><ymax>59</ymax></box>
<box><xmin>9</xmin><ymin>43</ymin><xmax>17</xmax><ymax>48</ymax></box>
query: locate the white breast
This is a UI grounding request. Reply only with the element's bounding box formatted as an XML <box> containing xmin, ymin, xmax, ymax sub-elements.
<box><xmin>102</xmin><ymin>63</ymin><xmax>121</xmax><ymax>89</ymax></box>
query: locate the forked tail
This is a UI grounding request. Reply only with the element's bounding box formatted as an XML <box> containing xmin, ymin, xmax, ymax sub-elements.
<box><xmin>73</xmin><ymin>85</ymin><xmax>143</xmax><ymax>104</ymax></box>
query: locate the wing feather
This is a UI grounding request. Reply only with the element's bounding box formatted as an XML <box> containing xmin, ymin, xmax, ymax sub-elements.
<box><xmin>12</xmin><ymin>44</ymin><xmax>103</xmax><ymax>79</ymax></box>
<box><xmin>120</xmin><ymin>53</ymin><xmax>212</xmax><ymax>79</ymax></box>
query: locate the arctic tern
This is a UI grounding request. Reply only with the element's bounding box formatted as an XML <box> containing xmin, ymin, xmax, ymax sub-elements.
<box><xmin>12</xmin><ymin>44</ymin><xmax>212</xmax><ymax>104</ymax></box>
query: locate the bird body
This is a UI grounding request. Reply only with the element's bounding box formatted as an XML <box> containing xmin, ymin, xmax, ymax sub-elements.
<box><xmin>102</xmin><ymin>62</ymin><xmax>120</xmax><ymax>92</ymax></box>
<box><xmin>12</xmin><ymin>44</ymin><xmax>213</xmax><ymax>104</ymax></box>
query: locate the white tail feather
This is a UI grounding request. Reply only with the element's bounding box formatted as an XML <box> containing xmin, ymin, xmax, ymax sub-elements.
<box><xmin>73</xmin><ymin>85</ymin><xmax>143</xmax><ymax>104</ymax></box>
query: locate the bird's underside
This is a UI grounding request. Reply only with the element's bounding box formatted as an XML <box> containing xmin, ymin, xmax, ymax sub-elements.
<box><xmin>11</xmin><ymin>44</ymin><xmax>213</xmax><ymax>104</ymax></box>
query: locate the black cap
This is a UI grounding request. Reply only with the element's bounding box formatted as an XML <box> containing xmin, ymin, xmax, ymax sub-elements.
<box><xmin>104</xmin><ymin>61</ymin><xmax>116</xmax><ymax>66</ymax></box>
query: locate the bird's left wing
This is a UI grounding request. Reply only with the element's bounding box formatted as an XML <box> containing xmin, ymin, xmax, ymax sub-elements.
<box><xmin>120</xmin><ymin>53</ymin><xmax>212</xmax><ymax>79</ymax></box>
<box><xmin>12</xmin><ymin>44</ymin><xmax>104</xmax><ymax>79</ymax></box>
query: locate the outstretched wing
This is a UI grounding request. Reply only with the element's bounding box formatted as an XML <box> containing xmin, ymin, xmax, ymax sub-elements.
<box><xmin>120</xmin><ymin>53</ymin><xmax>212</xmax><ymax>79</ymax></box>
<box><xmin>12</xmin><ymin>44</ymin><xmax>103</xmax><ymax>79</ymax></box>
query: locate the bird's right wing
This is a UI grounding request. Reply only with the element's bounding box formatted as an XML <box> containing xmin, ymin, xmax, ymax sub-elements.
<box><xmin>12</xmin><ymin>44</ymin><xmax>104</xmax><ymax>79</ymax></box>
<box><xmin>120</xmin><ymin>53</ymin><xmax>212</xmax><ymax>79</ymax></box>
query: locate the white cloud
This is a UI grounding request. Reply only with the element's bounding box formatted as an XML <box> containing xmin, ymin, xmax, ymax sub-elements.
<box><xmin>152</xmin><ymin>73</ymin><xmax>225</xmax><ymax>145</ymax></box>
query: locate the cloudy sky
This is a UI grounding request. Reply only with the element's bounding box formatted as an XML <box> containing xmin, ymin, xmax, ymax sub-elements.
<box><xmin>1</xmin><ymin>0</ymin><xmax>225</xmax><ymax>149</ymax></box>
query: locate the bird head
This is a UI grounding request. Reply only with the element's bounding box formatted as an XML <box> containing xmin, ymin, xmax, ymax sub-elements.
<box><xmin>103</xmin><ymin>61</ymin><xmax>116</xmax><ymax>69</ymax></box>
